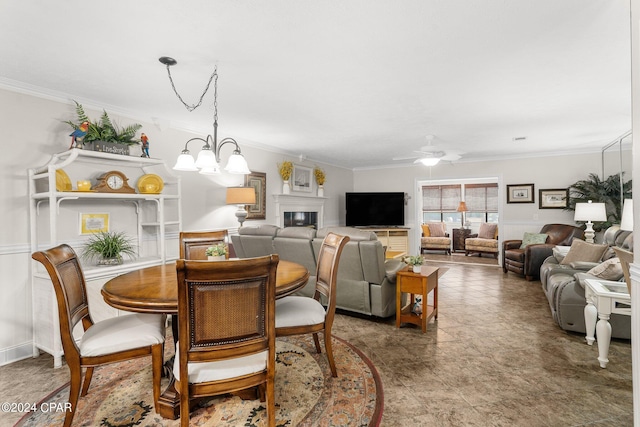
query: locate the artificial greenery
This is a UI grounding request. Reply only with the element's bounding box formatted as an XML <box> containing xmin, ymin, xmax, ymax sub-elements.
<box><xmin>403</xmin><ymin>255</ymin><xmax>424</xmax><ymax>266</ymax></box>
<box><xmin>205</xmin><ymin>243</ymin><xmax>227</xmax><ymax>257</ymax></box>
<box><xmin>65</xmin><ymin>100</ymin><xmax>142</xmax><ymax>145</ymax></box>
<box><xmin>278</xmin><ymin>161</ymin><xmax>293</xmax><ymax>181</ymax></box>
<box><xmin>314</xmin><ymin>166</ymin><xmax>326</xmax><ymax>185</ymax></box>
<box><xmin>81</xmin><ymin>231</ymin><xmax>137</xmax><ymax>263</ymax></box>
<box><xmin>565</xmin><ymin>172</ymin><xmax>632</xmax><ymax>231</ymax></box>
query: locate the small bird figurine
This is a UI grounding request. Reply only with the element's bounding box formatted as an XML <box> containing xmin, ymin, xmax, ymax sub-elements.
<box><xmin>140</xmin><ymin>133</ymin><xmax>150</xmax><ymax>158</ymax></box>
<box><xmin>69</xmin><ymin>121</ymin><xmax>90</xmax><ymax>149</ymax></box>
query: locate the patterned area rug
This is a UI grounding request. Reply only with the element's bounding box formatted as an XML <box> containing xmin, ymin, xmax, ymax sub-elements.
<box><xmin>16</xmin><ymin>335</ymin><xmax>383</xmax><ymax>427</ymax></box>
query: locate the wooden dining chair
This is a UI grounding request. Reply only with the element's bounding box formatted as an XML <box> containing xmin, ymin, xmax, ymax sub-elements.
<box><xmin>179</xmin><ymin>229</ymin><xmax>230</xmax><ymax>260</ymax></box>
<box><xmin>274</xmin><ymin>232</ymin><xmax>350</xmax><ymax>377</ymax></box>
<box><xmin>173</xmin><ymin>255</ymin><xmax>279</xmax><ymax>427</ymax></box>
<box><xmin>31</xmin><ymin>244</ymin><xmax>166</xmax><ymax>427</ymax></box>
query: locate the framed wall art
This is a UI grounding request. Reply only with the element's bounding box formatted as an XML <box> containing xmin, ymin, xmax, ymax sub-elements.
<box><xmin>79</xmin><ymin>213</ymin><xmax>109</xmax><ymax>234</ymax></box>
<box><xmin>244</xmin><ymin>171</ymin><xmax>266</xmax><ymax>220</ymax></box>
<box><xmin>292</xmin><ymin>165</ymin><xmax>313</xmax><ymax>193</ymax></box>
<box><xmin>506</xmin><ymin>184</ymin><xmax>535</xmax><ymax>204</ymax></box>
<box><xmin>539</xmin><ymin>188</ymin><xmax>568</xmax><ymax>209</ymax></box>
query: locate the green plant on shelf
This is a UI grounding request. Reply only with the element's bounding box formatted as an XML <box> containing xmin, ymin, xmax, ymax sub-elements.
<box><xmin>81</xmin><ymin>231</ymin><xmax>137</xmax><ymax>265</ymax></box>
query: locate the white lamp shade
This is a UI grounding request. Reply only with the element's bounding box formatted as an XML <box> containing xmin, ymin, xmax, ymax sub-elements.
<box><xmin>574</xmin><ymin>201</ymin><xmax>607</xmax><ymax>222</ymax></box>
<box><xmin>173</xmin><ymin>153</ymin><xmax>198</xmax><ymax>171</ymax></box>
<box><xmin>194</xmin><ymin>149</ymin><xmax>218</xmax><ymax>169</ymax></box>
<box><xmin>224</xmin><ymin>153</ymin><xmax>251</xmax><ymax>174</ymax></box>
<box><xmin>620</xmin><ymin>199</ymin><xmax>633</xmax><ymax>231</ymax></box>
<box><xmin>418</xmin><ymin>157</ymin><xmax>440</xmax><ymax>166</ymax></box>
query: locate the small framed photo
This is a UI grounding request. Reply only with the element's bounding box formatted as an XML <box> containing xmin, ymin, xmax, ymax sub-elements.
<box><xmin>79</xmin><ymin>213</ymin><xmax>109</xmax><ymax>234</ymax></box>
<box><xmin>539</xmin><ymin>188</ymin><xmax>568</xmax><ymax>209</ymax></box>
<box><xmin>244</xmin><ymin>171</ymin><xmax>266</xmax><ymax>220</ymax></box>
<box><xmin>292</xmin><ymin>165</ymin><xmax>313</xmax><ymax>193</ymax></box>
<box><xmin>507</xmin><ymin>184</ymin><xmax>535</xmax><ymax>204</ymax></box>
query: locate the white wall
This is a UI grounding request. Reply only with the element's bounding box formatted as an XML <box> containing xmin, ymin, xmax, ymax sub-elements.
<box><xmin>0</xmin><ymin>88</ymin><xmax>353</xmax><ymax>365</ymax></box>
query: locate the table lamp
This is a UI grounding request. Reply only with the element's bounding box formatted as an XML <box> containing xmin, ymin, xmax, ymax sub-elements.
<box><xmin>620</xmin><ymin>198</ymin><xmax>633</xmax><ymax>231</ymax></box>
<box><xmin>226</xmin><ymin>187</ymin><xmax>256</xmax><ymax>226</ymax></box>
<box><xmin>574</xmin><ymin>200</ymin><xmax>607</xmax><ymax>243</ymax></box>
<box><xmin>457</xmin><ymin>201</ymin><xmax>468</xmax><ymax>228</ymax></box>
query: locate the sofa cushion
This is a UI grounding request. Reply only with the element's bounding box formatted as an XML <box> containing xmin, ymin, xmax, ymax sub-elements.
<box><xmin>466</xmin><ymin>237</ymin><xmax>498</xmax><ymax>250</ymax></box>
<box><xmin>552</xmin><ymin>245</ymin><xmax>571</xmax><ymax>263</ymax></box>
<box><xmin>478</xmin><ymin>223</ymin><xmax>497</xmax><ymax>239</ymax></box>
<box><xmin>586</xmin><ymin>257</ymin><xmax>624</xmax><ymax>281</ymax></box>
<box><xmin>560</xmin><ymin>239</ymin><xmax>608</xmax><ymax>265</ymax></box>
<box><xmin>428</xmin><ymin>223</ymin><xmax>446</xmax><ymax>237</ymax></box>
<box><xmin>519</xmin><ymin>232</ymin><xmax>548</xmax><ymax>249</ymax></box>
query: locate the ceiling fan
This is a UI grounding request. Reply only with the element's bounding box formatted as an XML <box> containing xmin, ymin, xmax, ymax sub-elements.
<box><xmin>393</xmin><ymin>135</ymin><xmax>464</xmax><ymax>166</ymax></box>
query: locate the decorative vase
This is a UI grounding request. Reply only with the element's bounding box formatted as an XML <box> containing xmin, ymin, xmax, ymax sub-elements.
<box><xmin>208</xmin><ymin>255</ymin><xmax>225</xmax><ymax>261</ymax></box>
<box><xmin>97</xmin><ymin>257</ymin><xmax>123</xmax><ymax>266</ymax></box>
<box><xmin>283</xmin><ymin>180</ymin><xmax>290</xmax><ymax>194</ymax></box>
<box><xmin>412</xmin><ymin>265</ymin><xmax>422</xmax><ymax>273</ymax></box>
<box><xmin>317</xmin><ymin>185</ymin><xmax>324</xmax><ymax>197</ymax></box>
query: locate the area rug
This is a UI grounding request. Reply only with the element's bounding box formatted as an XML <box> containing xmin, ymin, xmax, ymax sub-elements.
<box><xmin>16</xmin><ymin>335</ymin><xmax>383</xmax><ymax>427</ymax></box>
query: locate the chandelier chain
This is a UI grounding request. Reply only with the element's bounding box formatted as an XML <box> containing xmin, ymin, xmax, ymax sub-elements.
<box><xmin>164</xmin><ymin>64</ymin><xmax>217</xmax><ymax>113</ymax></box>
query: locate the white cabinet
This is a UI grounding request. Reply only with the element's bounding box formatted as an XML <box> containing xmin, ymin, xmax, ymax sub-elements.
<box><xmin>368</xmin><ymin>228</ymin><xmax>410</xmax><ymax>253</ymax></box>
<box><xmin>28</xmin><ymin>149</ymin><xmax>181</xmax><ymax>367</ymax></box>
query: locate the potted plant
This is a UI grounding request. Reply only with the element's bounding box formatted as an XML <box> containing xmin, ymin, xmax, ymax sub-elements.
<box><xmin>81</xmin><ymin>231</ymin><xmax>137</xmax><ymax>265</ymax></box>
<box><xmin>314</xmin><ymin>166</ymin><xmax>326</xmax><ymax>197</ymax></box>
<box><xmin>65</xmin><ymin>100</ymin><xmax>143</xmax><ymax>155</ymax></box>
<box><xmin>278</xmin><ymin>161</ymin><xmax>293</xmax><ymax>194</ymax></box>
<box><xmin>205</xmin><ymin>243</ymin><xmax>227</xmax><ymax>261</ymax></box>
<box><xmin>403</xmin><ymin>254</ymin><xmax>424</xmax><ymax>273</ymax></box>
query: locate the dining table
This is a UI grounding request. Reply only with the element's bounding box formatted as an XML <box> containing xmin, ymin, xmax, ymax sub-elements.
<box><xmin>101</xmin><ymin>259</ymin><xmax>310</xmax><ymax>420</ymax></box>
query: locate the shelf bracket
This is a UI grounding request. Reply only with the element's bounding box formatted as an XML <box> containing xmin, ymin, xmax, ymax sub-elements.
<box><xmin>56</xmin><ymin>197</ymin><xmax>80</xmax><ymax>213</ymax></box>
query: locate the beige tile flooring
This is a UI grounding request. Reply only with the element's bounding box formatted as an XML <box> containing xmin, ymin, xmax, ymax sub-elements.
<box><xmin>0</xmin><ymin>260</ymin><xmax>632</xmax><ymax>426</ymax></box>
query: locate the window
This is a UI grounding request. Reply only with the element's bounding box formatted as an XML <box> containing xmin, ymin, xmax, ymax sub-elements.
<box><xmin>422</xmin><ymin>185</ymin><xmax>462</xmax><ymax>224</ymax></box>
<box><xmin>464</xmin><ymin>183</ymin><xmax>498</xmax><ymax>224</ymax></box>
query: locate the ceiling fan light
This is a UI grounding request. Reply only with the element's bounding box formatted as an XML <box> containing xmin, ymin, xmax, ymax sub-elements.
<box><xmin>418</xmin><ymin>157</ymin><xmax>440</xmax><ymax>166</ymax></box>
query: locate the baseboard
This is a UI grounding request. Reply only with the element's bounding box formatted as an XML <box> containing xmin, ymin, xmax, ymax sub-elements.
<box><xmin>0</xmin><ymin>342</ymin><xmax>35</xmax><ymax>367</ymax></box>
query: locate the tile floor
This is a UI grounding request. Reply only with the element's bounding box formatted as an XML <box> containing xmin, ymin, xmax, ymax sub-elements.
<box><xmin>0</xmin><ymin>260</ymin><xmax>632</xmax><ymax>426</ymax></box>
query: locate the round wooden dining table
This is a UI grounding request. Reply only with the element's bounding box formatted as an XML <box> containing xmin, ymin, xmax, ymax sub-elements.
<box><xmin>101</xmin><ymin>259</ymin><xmax>310</xmax><ymax>420</ymax></box>
<box><xmin>101</xmin><ymin>259</ymin><xmax>310</xmax><ymax>314</ymax></box>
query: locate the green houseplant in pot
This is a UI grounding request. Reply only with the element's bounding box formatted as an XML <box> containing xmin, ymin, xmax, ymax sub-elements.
<box><xmin>404</xmin><ymin>254</ymin><xmax>424</xmax><ymax>273</ymax></box>
<box><xmin>82</xmin><ymin>231</ymin><xmax>137</xmax><ymax>266</ymax></box>
<box><xmin>205</xmin><ymin>243</ymin><xmax>227</xmax><ymax>261</ymax></box>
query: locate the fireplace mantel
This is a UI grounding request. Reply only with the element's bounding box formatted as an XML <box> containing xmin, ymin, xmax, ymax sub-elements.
<box><xmin>273</xmin><ymin>194</ymin><xmax>326</xmax><ymax>229</ymax></box>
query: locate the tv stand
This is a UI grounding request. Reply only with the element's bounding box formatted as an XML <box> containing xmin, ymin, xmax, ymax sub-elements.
<box><xmin>360</xmin><ymin>227</ymin><xmax>409</xmax><ymax>253</ymax></box>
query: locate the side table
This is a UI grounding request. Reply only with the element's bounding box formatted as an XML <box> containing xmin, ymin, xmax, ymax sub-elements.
<box><xmin>396</xmin><ymin>266</ymin><xmax>438</xmax><ymax>332</ymax></box>
<box><xmin>583</xmin><ymin>278</ymin><xmax>631</xmax><ymax>368</ymax></box>
<box><xmin>452</xmin><ymin>228</ymin><xmax>471</xmax><ymax>253</ymax></box>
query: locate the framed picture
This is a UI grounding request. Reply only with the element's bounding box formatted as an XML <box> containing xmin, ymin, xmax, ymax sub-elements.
<box><xmin>79</xmin><ymin>213</ymin><xmax>109</xmax><ymax>234</ymax></box>
<box><xmin>244</xmin><ymin>171</ymin><xmax>266</xmax><ymax>220</ymax></box>
<box><xmin>506</xmin><ymin>184</ymin><xmax>535</xmax><ymax>204</ymax></box>
<box><xmin>292</xmin><ymin>165</ymin><xmax>313</xmax><ymax>193</ymax></box>
<box><xmin>539</xmin><ymin>188</ymin><xmax>568</xmax><ymax>209</ymax></box>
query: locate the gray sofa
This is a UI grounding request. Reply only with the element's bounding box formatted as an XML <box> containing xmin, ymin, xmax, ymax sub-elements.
<box><xmin>540</xmin><ymin>226</ymin><xmax>633</xmax><ymax>339</ymax></box>
<box><xmin>231</xmin><ymin>225</ymin><xmax>405</xmax><ymax>317</ymax></box>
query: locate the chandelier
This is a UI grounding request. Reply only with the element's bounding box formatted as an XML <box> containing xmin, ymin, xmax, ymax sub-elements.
<box><xmin>159</xmin><ymin>56</ymin><xmax>250</xmax><ymax>175</ymax></box>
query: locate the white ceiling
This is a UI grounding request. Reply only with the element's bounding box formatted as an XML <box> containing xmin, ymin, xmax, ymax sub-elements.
<box><xmin>0</xmin><ymin>1</ymin><xmax>632</xmax><ymax>169</ymax></box>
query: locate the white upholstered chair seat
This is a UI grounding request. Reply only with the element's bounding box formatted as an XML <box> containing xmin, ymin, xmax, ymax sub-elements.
<box><xmin>275</xmin><ymin>296</ymin><xmax>326</xmax><ymax>328</ymax></box>
<box><xmin>79</xmin><ymin>313</ymin><xmax>166</xmax><ymax>357</ymax></box>
<box><xmin>172</xmin><ymin>345</ymin><xmax>267</xmax><ymax>383</ymax></box>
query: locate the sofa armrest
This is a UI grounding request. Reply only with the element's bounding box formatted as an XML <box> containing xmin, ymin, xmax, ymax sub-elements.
<box><xmin>384</xmin><ymin>259</ymin><xmax>406</xmax><ymax>284</ymax></box>
<box><xmin>524</xmin><ymin>243</ymin><xmax>556</xmax><ymax>279</ymax></box>
<box><xmin>503</xmin><ymin>240</ymin><xmax>523</xmax><ymax>250</ymax></box>
<box><xmin>468</xmin><ymin>233</ymin><xmax>478</xmax><ymax>239</ymax></box>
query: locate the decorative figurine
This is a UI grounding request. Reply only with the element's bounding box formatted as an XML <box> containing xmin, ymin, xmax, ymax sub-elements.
<box><xmin>140</xmin><ymin>133</ymin><xmax>150</xmax><ymax>158</ymax></box>
<box><xmin>69</xmin><ymin>121</ymin><xmax>90</xmax><ymax>149</ymax></box>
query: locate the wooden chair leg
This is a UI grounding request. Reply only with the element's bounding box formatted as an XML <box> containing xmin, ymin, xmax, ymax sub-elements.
<box><xmin>312</xmin><ymin>333</ymin><xmax>322</xmax><ymax>353</ymax></box>
<box><xmin>151</xmin><ymin>344</ymin><xmax>163</xmax><ymax>412</ymax></box>
<box><xmin>324</xmin><ymin>330</ymin><xmax>337</xmax><ymax>377</ymax></box>
<box><xmin>266</xmin><ymin>377</ymin><xmax>276</xmax><ymax>427</ymax></box>
<box><xmin>65</xmin><ymin>364</ymin><xmax>82</xmax><ymax>427</ymax></box>
<box><xmin>80</xmin><ymin>366</ymin><xmax>94</xmax><ymax>397</ymax></box>
<box><xmin>180</xmin><ymin>382</ymin><xmax>190</xmax><ymax>427</ymax></box>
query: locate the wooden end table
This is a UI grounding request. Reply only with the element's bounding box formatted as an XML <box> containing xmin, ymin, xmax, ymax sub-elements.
<box><xmin>396</xmin><ymin>266</ymin><xmax>438</xmax><ymax>332</ymax></box>
<box><xmin>452</xmin><ymin>228</ymin><xmax>471</xmax><ymax>253</ymax></box>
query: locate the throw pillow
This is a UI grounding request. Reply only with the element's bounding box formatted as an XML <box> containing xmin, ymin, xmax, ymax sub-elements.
<box><xmin>552</xmin><ymin>246</ymin><xmax>571</xmax><ymax>263</ymax></box>
<box><xmin>519</xmin><ymin>232</ymin><xmax>548</xmax><ymax>249</ymax></box>
<box><xmin>421</xmin><ymin>224</ymin><xmax>431</xmax><ymax>237</ymax></box>
<box><xmin>587</xmin><ymin>257</ymin><xmax>624</xmax><ymax>281</ymax></box>
<box><xmin>560</xmin><ymin>239</ymin><xmax>608</xmax><ymax>266</ymax></box>
<box><xmin>428</xmin><ymin>223</ymin><xmax>446</xmax><ymax>237</ymax></box>
<box><xmin>478</xmin><ymin>223</ymin><xmax>497</xmax><ymax>239</ymax></box>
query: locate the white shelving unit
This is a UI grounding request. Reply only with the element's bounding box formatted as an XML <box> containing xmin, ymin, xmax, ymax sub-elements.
<box><xmin>28</xmin><ymin>149</ymin><xmax>182</xmax><ymax>367</ymax></box>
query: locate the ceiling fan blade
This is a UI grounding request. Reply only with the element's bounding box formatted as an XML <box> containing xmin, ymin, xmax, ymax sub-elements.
<box><xmin>392</xmin><ymin>154</ymin><xmax>420</xmax><ymax>161</ymax></box>
<box><xmin>441</xmin><ymin>153</ymin><xmax>462</xmax><ymax>161</ymax></box>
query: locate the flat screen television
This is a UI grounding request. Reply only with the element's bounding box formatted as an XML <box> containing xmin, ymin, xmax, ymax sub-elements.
<box><xmin>345</xmin><ymin>192</ymin><xmax>405</xmax><ymax>227</ymax></box>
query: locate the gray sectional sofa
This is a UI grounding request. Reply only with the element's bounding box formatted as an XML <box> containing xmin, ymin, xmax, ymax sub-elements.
<box><xmin>231</xmin><ymin>225</ymin><xmax>405</xmax><ymax>317</ymax></box>
<box><xmin>540</xmin><ymin>226</ymin><xmax>633</xmax><ymax>339</ymax></box>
